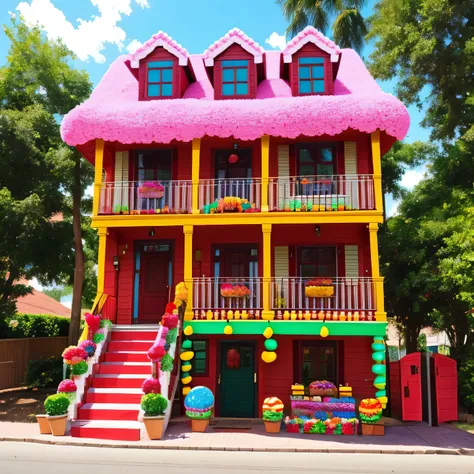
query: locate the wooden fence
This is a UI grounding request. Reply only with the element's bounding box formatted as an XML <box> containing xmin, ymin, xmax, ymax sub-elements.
<box><xmin>0</xmin><ymin>337</ymin><xmax>68</xmax><ymax>390</ymax></box>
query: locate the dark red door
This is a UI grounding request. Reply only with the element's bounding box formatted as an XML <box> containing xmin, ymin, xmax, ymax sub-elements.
<box><xmin>400</xmin><ymin>352</ymin><xmax>422</xmax><ymax>421</ymax></box>
<box><xmin>138</xmin><ymin>247</ymin><xmax>171</xmax><ymax>323</ymax></box>
<box><xmin>433</xmin><ymin>354</ymin><xmax>458</xmax><ymax>423</ymax></box>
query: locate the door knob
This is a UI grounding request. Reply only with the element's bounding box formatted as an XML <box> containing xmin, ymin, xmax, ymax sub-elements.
<box><xmin>218</xmin><ymin>373</ymin><xmax>221</xmax><ymax>384</ymax></box>
<box><xmin>254</xmin><ymin>372</ymin><xmax>257</xmax><ymax>383</ymax></box>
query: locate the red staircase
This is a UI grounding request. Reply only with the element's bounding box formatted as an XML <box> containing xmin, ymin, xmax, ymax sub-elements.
<box><xmin>71</xmin><ymin>325</ymin><xmax>159</xmax><ymax>441</ymax></box>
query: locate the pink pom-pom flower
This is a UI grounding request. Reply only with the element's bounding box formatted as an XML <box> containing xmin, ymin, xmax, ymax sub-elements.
<box><xmin>62</xmin><ymin>346</ymin><xmax>88</xmax><ymax>364</ymax></box>
<box><xmin>79</xmin><ymin>340</ymin><xmax>97</xmax><ymax>357</ymax></box>
<box><xmin>84</xmin><ymin>312</ymin><xmax>101</xmax><ymax>334</ymax></box>
<box><xmin>58</xmin><ymin>379</ymin><xmax>77</xmax><ymax>392</ymax></box>
<box><xmin>147</xmin><ymin>344</ymin><xmax>166</xmax><ymax>362</ymax></box>
<box><xmin>142</xmin><ymin>377</ymin><xmax>160</xmax><ymax>394</ymax></box>
<box><xmin>161</xmin><ymin>313</ymin><xmax>178</xmax><ymax>329</ymax></box>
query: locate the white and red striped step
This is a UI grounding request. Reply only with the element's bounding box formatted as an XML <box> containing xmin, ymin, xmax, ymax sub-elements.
<box><xmin>71</xmin><ymin>325</ymin><xmax>160</xmax><ymax>442</ymax></box>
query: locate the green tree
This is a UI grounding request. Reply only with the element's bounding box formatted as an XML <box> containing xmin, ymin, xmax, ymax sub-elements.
<box><xmin>0</xmin><ymin>19</ymin><xmax>94</xmax><ymax>343</ymax></box>
<box><xmin>277</xmin><ymin>0</ymin><xmax>368</xmax><ymax>52</ymax></box>
<box><xmin>43</xmin><ymin>286</ymin><xmax>73</xmax><ymax>303</ymax></box>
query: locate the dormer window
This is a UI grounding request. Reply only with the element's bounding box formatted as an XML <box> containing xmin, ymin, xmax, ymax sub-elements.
<box><xmin>222</xmin><ymin>60</ymin><xmax>249</xmax><ymax>96</ymax></box>
<box><xmin>298</xmin><ymin>57</ymin><xmax>325</xmax><ymax>94</ymax></box>
<box><xmin>147</xmin><ymin>61</ymin><xmax>174</xmax><ymax>98</ymax></box>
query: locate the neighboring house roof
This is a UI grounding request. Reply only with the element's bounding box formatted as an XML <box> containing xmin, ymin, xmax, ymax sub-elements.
<box><xmin>282</xmin><ymin>26</ymin><xmax>341</xmax><ymax>63</ymax></box>
<box><xmin>61</xmin><ymin>29</ymin><xmax>410</xmax><ymax>149</ymax></box>
<box><xmin>202</xmin><ymin>28</ymin><xmax>265</xmax><ymax>66</ymax></box>
<box><xmin>16</xmin><ymin>288</ymin><xmax>70</xmax><ymax>318</ymax></box>
<box><xmin>128</xmin><ymin>31</ymin><xmax>189</xmax><ymax>67</ymax></box>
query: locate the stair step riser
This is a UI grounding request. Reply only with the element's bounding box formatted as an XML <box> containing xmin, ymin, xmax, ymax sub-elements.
<box><xmin>78</xmin><ymin>408</ymin><xmax>140</xmax><ymax>421</ymax></box>
<box><xmin>105</xmin><ymin>353</ymin><xmax>149</xmax><ymax>363</ymax></box>
<box><xmin>86</xmin><ymin>392</ymin><xmax>143</xmax><ymax>404</ymax></box>
<box><xmin>93</xmin><ymin>378</ymin><xmax>145</xmax><ymax>389</ymax></box>
<box><xmin>99</xmin><ymin>365</ymin><xmax>151</xmax><ymax>375</ymax></box>
<box><xmin>71</xmin><ymin>426</ymin><xmax>141</xmax><ymax>442</ymax></box>
<box><xmin>110</xmin><ymin>331</ymin><xmax>157</xmax><ymax>342</ymax></box>
<box><xmin>108</xmin><ymin>341</ymin><xmax>152</xmax><ymax>352</ymax></box>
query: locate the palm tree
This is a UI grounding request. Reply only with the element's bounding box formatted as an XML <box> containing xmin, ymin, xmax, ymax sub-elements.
<box><xmin>277</xmin><ymin>0</ymin><xmax>368</xmax><ymax>53</ymax></box>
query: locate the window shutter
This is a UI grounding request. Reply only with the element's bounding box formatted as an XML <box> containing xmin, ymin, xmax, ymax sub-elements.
<box><xmin>113</xmin><ymin>151</ymin><xmax>130</xmax><ymax>211</ymax></box>
<box><xmin>276</xmin><ymin>145</ymin><xmax>290</xmax><ymax>209</ymax></box>
<box><xmin>344</xmin><ymin>142</ymin><xmax>357</xmax><ymax>174</ymax></box>
<box><xmin>274</xmin><ymin>246</ymin><xmax>289</xmax><ymax>278</ymax></box>
<box><xmin>344</xmin><ymin>245</ymin><xmax>359</xmax><ymax>278</ymax></box>
<box><xmin>344</xmin><ymin>142</ymin><xmax>358</xmax><ymax>208</ymax></box>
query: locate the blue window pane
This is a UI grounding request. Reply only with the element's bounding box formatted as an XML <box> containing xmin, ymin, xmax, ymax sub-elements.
<box><xmin>222</xmin><ymin>60</ymin><xmax>248</xmax><ymax>67</ymax></box>
<box><xmin>161</xmin><ymin>83</ymin><xmax>173</xmax><ymax>96</ymax></box>
<box><xmin>299</xmin><ymin>66</ymin><xmax>311</xmax><ymax>79</ymax></box>
<box><xmin>222</xmin><ymin>83</ymin><xmax>235</xmax><ymax>95</ymax></box>
<box><xmin>299</xmin><ymin>80</ymin><xmax>311</xmax><ymax>94</ymax></box>
<box><xmin>161</xmin><ymin>69</ymin><xmax>173</xmax><ymax>82</ymax></box>
<box><xmin>299</xmin><ymin>57</ymin><xmax>324</xmax><ymax>65</ymax></box>
<box><xmin>312</xmin><ymin>65</ymin><xmax>324</xmax><ymax>79</ymax></box>
<box><xmin>223</xmin><ymin>68</ymin><xmax>234</xmax><ymax>82</ymax></box>
<box><xmin>236</xmin><ymin>68</ymin><xmax>248</xmax><ymax>81</ymax></box>
<box><xmin>313</xmin><ymin>80</ymin><xmax>325</xmax><ymax>93</ymax></box>
<box><xmin>148</xmin><ymin>60</ymin><xmax>174</xmax><ymax>67</ymax></box>
<box><xmin>148</xmin><ymin>69</ymin><xmax>160</xmax><ymax>82</ymax></box>
<box><xmin>148</xmin><ymin>84</ymin><xmax>160</xmax><ymax>96</ymax></box>
<box><xmin>236</xmin><ymin>83</ymin><xmax>248</xmax><ymax>95</ymax></box>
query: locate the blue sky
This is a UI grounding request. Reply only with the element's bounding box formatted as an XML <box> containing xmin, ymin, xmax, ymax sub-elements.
<box><xmin>1</xmin><ymin>1</ymin><xmax>430</xmax><ymax>301</ymax></box>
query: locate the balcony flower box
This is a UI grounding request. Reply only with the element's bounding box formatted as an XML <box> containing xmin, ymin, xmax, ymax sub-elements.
<box><xmin>138</xmin><ymin>181</ymin><xmax>165</xmax><ymax>199</ymax></box>
<box><xmin>305</xmin><ymin>278</ymin><xmax>334</xmax><ymax>298</ymax></box>
<box><xmin>220</xmin><ymin>283</ymin><xmax>251</xmax><ymax>298</ymax></box>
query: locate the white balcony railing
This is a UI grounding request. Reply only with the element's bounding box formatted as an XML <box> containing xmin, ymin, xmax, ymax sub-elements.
<box><xmin>271</xmin><ymin>277</ymin><xmax>376</xmax><ymax>311</ymax></box>
<box><xmin>268</xmin><ymin>175</ymin><xmax>375</xmax><ymax>211</ymax></box>
<box><xmin>193</xmin><ymin>277</ymin><xmax>263</xmax><ymax>311</ymax></box>
<box><xmin>198</xmin><ymin>178</ymin><xmax>262</xmax><ymax>213</ymax></box>
<box><xmin>99</xmin><ymin>180</ymin><xmax>192</xmax><ymax>215</ymax></box>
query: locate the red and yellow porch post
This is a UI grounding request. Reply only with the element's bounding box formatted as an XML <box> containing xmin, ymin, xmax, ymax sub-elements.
<box><xmin>262</xmin><ymin>223</ymin><xmax>273</xmax><ymax>320</ymax></box>
<box><xmin>91</xmin><ymin>227</ymin><xmax>108</xmax><ymax>314</ymax></box>
<box><xmin>369</xmin><ymin>223</ymin><xmax>386</xmax><ymax>322</ymax></box>
<box><xmin>183</xmin><ymin>225</ymin><xmax>194</xmax><ymax>320</ymax></box>
<box><xmin>191</xmin><ymin>138</ymin><xmax>201</xmax><ymax>215</ymax></box>
<box><xmin>261</xmin><ymin>135</ymin><xmax>270</xmax><ymax>213</ymax></box>
<box><xmin>92</xmin><ymin>139</ymin><xmax>104</xmax><ymax>217</ymax></box>
<box><xmin>370</xmin><ymin>130</ymin><xmax>383</xmax><ymax>213</ymax></box>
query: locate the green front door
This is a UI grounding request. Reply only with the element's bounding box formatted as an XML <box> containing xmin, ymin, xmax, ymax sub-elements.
<box><xmin>219</xmin><ymin>342</ymin><xmax>256</xmax><ymax>418</ymax></box>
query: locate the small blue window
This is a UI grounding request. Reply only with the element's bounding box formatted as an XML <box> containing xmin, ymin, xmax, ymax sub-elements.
<box><xmin>148</xmin><ymin>69</ymin><xmax>161</xmax><ymax>82</ymax></box>
<box><xmin>161</xmin><ymin>69</ymin><xmax>173</xmax><ymax>82</ymax></box>
<box><xmin>298</xmin><ymin>57</ymin><xmax>325</xmax><ymax>95</ymax></box>
<box><xmin>236</xmin><ymin>83</ymin><xmax>248</xmax><ymax>95</ymax></box>
<box><xmin>236</xmin><ymin>68</ymin><xmax>248</xmax><ymax>82</ymax></box>
<box><xmin>221</xmin><ymin>59</ymin><xmax>249</xmax><ymax>98</ymax></box>
<box><xmin>147</xmin><ymin>60</ymin><xmax>173</xmax><ymax>98</ymax></box>
<box><xmin>148</xmin><ymin>84</ymin><xmax>160</xmax><ymax>97</ymax></box>
<box><xmin>223</xmin><ymin>69</ymin><xmax>235</xmax><ymax>82</ymax></box>
<box><xmin>223</xmin><ymin>83</ymin><xmax>235</xmax><ymax>96</ymax></box>
<box><xmin>161</xmin><ymin>84</ymin><xmax>173</xmax><ymax>96</ymax></box>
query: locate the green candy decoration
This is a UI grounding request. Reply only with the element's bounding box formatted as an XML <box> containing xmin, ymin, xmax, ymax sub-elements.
<box><xmin>372</xmin><ymin>364</ymin><xmax>386</xmax><ymax>375</ymax></box>
<box><xmin>375</xmin><ymin>389</ymin><xmax>387</xmax><ymax>398</ymax></box>
<box><xmin>264</xmin><ymin>338</ymin><xmax>278</xmax><ymax>351</ymax></box>
<box><xmin>372</xmin><ymin>351</ymin><xmax>385</xmax><ymax>362</ymax></box>
<box><xmin>182</xmin><ymin>340</ymin><xmax>192</xmax><ymax>350</ymax></box>
<box><xmin>374</xmin><ymin>375</ymin><xmax>386</xmax><ymax>389</ymax></box>
<box><xmin>371</xmin><ymin>343</ymin><xmax>385</xmax><ymax>352</ymax></box>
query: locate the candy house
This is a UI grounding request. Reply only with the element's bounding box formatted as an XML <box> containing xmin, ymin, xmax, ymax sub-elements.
<box><xmin>61</xmin><ymin>27</ymin><xmax>409</xmax><ymax>439</ymax></box>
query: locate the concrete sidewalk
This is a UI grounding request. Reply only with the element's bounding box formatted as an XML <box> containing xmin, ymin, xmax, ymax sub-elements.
<box><xmin>1</xmin><ymin>420</ymin><xmax>473</xmax><ymax>455</ymax></box>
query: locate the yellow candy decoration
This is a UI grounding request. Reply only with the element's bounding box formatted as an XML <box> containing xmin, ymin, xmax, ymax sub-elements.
<box><xmin>320</xmin><ymin>326</ymin><xmax>329</xmax><ymax>338</ymax></box>
<box><xmin>181</xmin><ymin>375</ymin><xmax>192</xmax><ymax>385</ymax></box>
<box><xmin>184</xmin><ymin>325</ymin><xmax>193</xmax><ymax>336</ymax></box>
<box><xmin>182</xmin><ymin>386</ymin><xmax>191</xmax><ymax>396</ymax></box>
<box><xmin>224</xmin><ymin>324</ymin><xmax>233</xmax><ymax>335</ymax></box>
<box><xmin>263</xmin><ymin>327</ymin><xmax>273</xmax><ymax>339</ymax></box>
<box><xmin>261</xmin><ymin>351</ymin><xmax>277</xmax><ymax>363</ymax></box>
<box><xmin>180</xmin><ymin>351</ymin><xmax>194</xmax><ymax>361</ymax></box>
<box><xmin>181</xmin><ymin>364</ymin><xmax>192</xmax><ymax>372</ymax></box>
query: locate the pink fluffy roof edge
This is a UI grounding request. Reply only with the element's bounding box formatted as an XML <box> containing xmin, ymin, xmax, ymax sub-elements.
<box><xmin>61</xmin><ymin>49</ymin><xmax>410</xmax><ymax>146</ymax></box>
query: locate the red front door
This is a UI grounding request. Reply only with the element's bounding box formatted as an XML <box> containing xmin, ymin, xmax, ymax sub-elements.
<box><xmin>433</xmin><ymin>354</ymin><xmax>458</xmax><ymax>423</ymax></box>
<box><xmin>400</xmin><ymin>352</ymin><xmax>423</xmax><ymax>421</ymax></box>
<box><xmin>138</xmin><ymin>244</ymin><xmax>171</xmax><ymax>323</ymax></box>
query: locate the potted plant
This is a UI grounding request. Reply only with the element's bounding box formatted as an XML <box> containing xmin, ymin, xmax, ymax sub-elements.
<box><xmin>305</xmin><ymin>278</ymin><xmax>334</xmax><ymax>298</ymax></box>
<box><xmin>121</xmin><ymin>205</ymin><xmax>129</xmax><ymax>215</ymax></box>
<box><xmin>359</xmin><ymin>398</ymin><xmax>384</xmax><ymax>435</ymax></box>
<box><xmin>262</xmin><ymin>397</ymin><xmax>284</xmax><ymax>433</ymax></box>
<box><xmin>35</xmin><ymin>413</ymin><xmax>51</xmax><ymax>434</ymax></box>
<box><xmin>141</xmin><ymin>393</ymin><xmax>168</xmax><ymax>440</ymax></box>
<box><xmin>44</xmin><ymin>393</ymin><xmax>70</xmax><ymax>436</ymax></box>
<box><xmin>184</xmin><ymin>386</ymin><xmax>214</xmax><ymax>432</ymax></box>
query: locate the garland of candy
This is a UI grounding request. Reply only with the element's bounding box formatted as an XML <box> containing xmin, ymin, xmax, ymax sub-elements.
<box><xmin>371</xmin><ymin>337</ymin><xmax>388</xmax><ymax>408</ymax></box>
<box><xmin>261</xmin><ymin>326</ymin><xmax>278</xmax><ymax>363</ymax></box>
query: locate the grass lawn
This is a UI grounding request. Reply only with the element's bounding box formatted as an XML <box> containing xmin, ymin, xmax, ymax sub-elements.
<box><xmin>455</xmin><ymin>422</ymin><xmax>474</xmax><ymax>434</ymax></box>
<box><xmin>0</xmin><ymin>388</ymin><xmax>56</xmax><ymax>423</ymax></box>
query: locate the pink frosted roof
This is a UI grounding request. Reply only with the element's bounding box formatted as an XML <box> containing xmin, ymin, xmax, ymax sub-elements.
<box><xmin>282</xmin><ymin>26</ymin><xmax>341</xmax><ymax>63</ymax></box>
<box><xmin>128</xmin><ymin>31</ymin><xmax>188</xmax><ymax>67</ymax></box>
<box><xmin>61</xmin><ymin>44</ymin><xmax>409</xmax><ymax>148</ymax></box>
<box><xmin>203</xmin><ymin>28</ymin><xmax>265</xmax><ymax>66</ymax></box>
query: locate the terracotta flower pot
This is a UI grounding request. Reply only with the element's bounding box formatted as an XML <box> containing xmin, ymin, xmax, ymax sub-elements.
<box><xmin>372</xmin><ymin>424</ymin><xmax>385</xmax><ymax>436</ymax></box>
<box><xmin>361</xmin><ymin>423</ymin><xmax>374</xmax><ymax>436</ymax></box>
<box><xmin>264</xmin><ymin>420</ymin><xmax>281</xmax><ymax>433</ymax></box>
<box><xmin>143</xmin><ymin>416</ymin><xmax>165</xmax><ymax>440</ymax></box>
<box><xmin>47</xmin><ymin>415</ymin><xmax>68</xmax><ymax>436</ymax></box>
<box><xmin>36</xmin><ymin>414</ymin><xmax>51</xmax><ymax>434</ymax></box>
<box><xmin>191</xmin><ymin>418</ymin><xmax>209</xmax><ymax>432</ymax></box>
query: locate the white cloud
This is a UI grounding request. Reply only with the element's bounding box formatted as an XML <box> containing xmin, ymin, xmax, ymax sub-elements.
<box><xmin>29</xmin><ymin>278</ymin><xmax>43</xmax><ymax>291</ymax></box>
<box><xmin>126</xmin><ymin>39</ymin><xmax>142</xmax><ymax>53</ymax></box>
<box><xmin>16</xmin><ymin>0</ymin><xmax>149</xmax><ymax>63</ymax></box>
<box><xmin>401</xmin><ymin>169</ymin><xmax>425</xmax><ymax>190</ymax></box>
<box><xmin>387</xmin><ymin>201</ymin><xmax>399</xmax><ymax>218</ymax></box>
<box><xmin>265</xmin><ymin>32</ymin><xmax>287</xmax><ymax>50</ymax></box>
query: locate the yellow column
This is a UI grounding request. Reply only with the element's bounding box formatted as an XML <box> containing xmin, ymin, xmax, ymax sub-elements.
<box><xmin>183</xmin><ymin>225</ymin><xmax>194</xmax><ymax>319</ymax></box>
<box><xmin>262</xmin><ymin>223</ymin><xmax>274</xmax><ymax>320</ymax></box>
<box><xmin>369</xmin><ymin>223</ymin><xmax>386</xmax><ymax>321</ymax></box>
<box><xmin>91</xmin><ymin>227</ymin><xmax>108</xmax><ymax>313</ymax></box>
<box><xmin>191</xmin><ymin>138</ymin><xmax>201</xmax><ymax>215</ymax></box>
<box><xmin>93</xmin><ymin>139</ymin><xmax>105</xmax><ymax>217</ymax></box>
<box><xmin>261</xmin><ymin>135</ymin><xmax>270</xmax><ymax>213</ymax></box>
<box><xmin>371</xmin><ymin>130</ymin><xmax>383</xmax><ymax>213</ymax></box>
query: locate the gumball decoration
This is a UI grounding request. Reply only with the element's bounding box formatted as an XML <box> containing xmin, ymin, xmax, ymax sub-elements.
<box><xmin>359</xmin><ymin>398</ymin><xmax>383</xmax><ymax>424</ymax></box>
<box><xmin>261</xmin><ymin>351</ymin><xmax>277</xmax><ymax>363</ymax></box>
<box><xmin>224</xmin><ymin>324</ymin><xmax>233</xmax><ymax>335</ymax></box>
<box><xmin>180</xmin><ymin>351</ymin><xmax>194</xmax><ymax>361</ymax></box>
<box><xmin>182</xmin><ymin>340</ymin><xmax>192</xmax><ymax>350</ymax></box>
<box><xmin>181</xmin><ymin>375</ymin><xmax>192</xmax><ymax>385</ymax></box>
<box><xmin>320</xmin><ymin>326</ymin><xmax>329</xmax><ymax>338</ymax></box>
<box><xmin>373</xmin><ymin>375</ymin><xmax>386</xmax><ymax>390</ymax></box>
<box><xmin>372</xmin><ymin>364</ymin><xmax>386</xmax><ymax>375</ymax></box>
<box><xmin>184</xmin><ymin>325</ymin><xmax>193</xmax><ymax>336</ymax></box>
<box><xmin>372</xmin><ymin>351</ymin><xmax>385</xmax><ymax>362</ymax></box>
<box><xmin>263</xmin><ymin>327</ymin><xmax>273</xmax><ymax>339</ymax></box>
<box><xmin>182</xmin><ymin>361</ymin><xmax>192</xmax><ymax>372</ymax></box>
<box><xmin>184</xmin><ymin>386</ymin><xmax>214</xmax><ymax>419</ymax></box>
<box><xmin>262</xmin><ymin>397</ymin><xmax>284</xmax><ymax>412</ymax></box>
<box><xmin>182</xmin><ymin>386</ymin><xmax>191</xmax><ymax>396</ymax></box>
<box><xmin>264</xmin><ymin>338</ymin><xmax>278</xmax><ymax>351</ymax></box>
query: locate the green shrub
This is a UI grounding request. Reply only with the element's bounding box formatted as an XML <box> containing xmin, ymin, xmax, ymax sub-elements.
<box><xmin>165</xmin><ymin>327</ymin><xmax>177</xmax><ymax>345</ymax></box>
<box><xmin>160</xmin><ymin>354</ymin><xmax>174</xmax><ymax>372</ymax></box>
<box><xmin>141</xmin><ymin>393</ymin><xmax>168</xmax><ymax>417</ymax></box>
<box><xmin>2</xmin><ymin>314</ymin><xmax>69</xmax><ymax>339</ymax></box>
<box><xmin>26</xmin><ymin>356</ymin><xmax>64</xmax><ymax>388</ymax></box>
<box><xmin>44</xmin><ymin>393</ymin><xmax>70</xmax><ymax>416</ymax></box>
<box><xmin>459</xmin><ymin>358</ymin><xmax>474</xmax><ymax>413</ymax></box>
<box><xmin>263</xmin><ymin>411</ymin><xmax>283</xmax><ymax>422</ymax></box>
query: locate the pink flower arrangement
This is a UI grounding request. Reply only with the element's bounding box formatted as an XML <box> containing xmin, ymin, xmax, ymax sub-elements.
<box><xmin>161</xmin><ymin>313</ymin><xmax>178</xmax><ymax>329</ymax></box>
<box><xmin>85</xmin><ymin>313</ymin><xmax>101</xmax><ymax>334</ymax></box>
<box><xmin>79</xmin><ymin>340</ymin><xmax>97</xmax><ymax>357</ymax></box>
<box><xmin>220</xmin><ymin>283</ymin><xmax>250</xmax><ymax>297</ymax></box>
<box><xmin>147</xmin><ymin>344</ymin><xmax>166</xmax><ymax>362</ymax></box>
<box><xmin>142</xmin><ymin>377</ymin><xmax>161</xmax><ymax>394</ymax></box>
<box><xmin>58</xmin><ymin>379</ymin><xmax>77</xmax><ymax>392</ymax></box>
<box><xmin>62</xmin><ymin>346</ymin><xmax>88</xmax><ymax>365</ymax></box>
